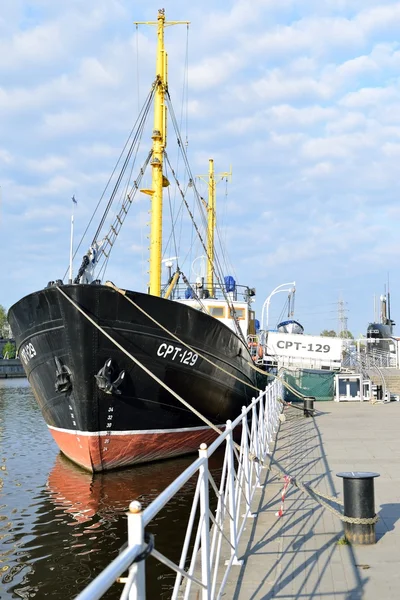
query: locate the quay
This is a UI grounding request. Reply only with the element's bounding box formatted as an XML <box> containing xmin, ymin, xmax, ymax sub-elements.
<box><xmin>0</xmin><ymin>338</ymin><xmax>25</xmax><ymax>378</ymax></box>
<box><xmin>222</xmin><ymin>401</ymin><xmax>400</xmax><ymax>599</ymax></box>
<box><xmin>0</xmin><ymin>357</ymin><xmax>25</xmax><ymax>378</ymax></box>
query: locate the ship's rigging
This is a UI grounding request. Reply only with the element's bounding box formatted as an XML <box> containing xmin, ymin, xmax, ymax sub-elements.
<box><xmin>67</xmin><ymin>12</ymin><xmax>248</xmax><ymax>342</ymax></box>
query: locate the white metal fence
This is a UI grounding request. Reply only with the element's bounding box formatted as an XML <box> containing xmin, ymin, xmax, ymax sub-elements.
<box><xmin>352</xmin><ymin>338</ymin><xmax>399</xmax><ymax>369</ymax></box>
<box><xmin>275</xmin><ymin>355</ymin><xmax>341</xmax><ymax>371</ymax></box>
<box><xmin>75</xmin><ymin>379</ymin><xmax>283</xmax><ymax>600</ymax></box>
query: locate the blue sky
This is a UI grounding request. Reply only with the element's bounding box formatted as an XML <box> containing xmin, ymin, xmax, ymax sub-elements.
<box><xmin>2</xmin><ymin>0</ymin><xmax>400</xmax><ymax>337</ymax></box>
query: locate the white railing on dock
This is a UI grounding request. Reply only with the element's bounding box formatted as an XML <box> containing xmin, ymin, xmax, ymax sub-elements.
<box><xmin>75</xmin><ymin>379</ymin><xmax>283</xmax><ymax>600</ymax></box>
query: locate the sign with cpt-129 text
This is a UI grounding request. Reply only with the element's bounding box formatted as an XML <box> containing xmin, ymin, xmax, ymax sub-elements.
<box><xmin>266</xmin><ymin>332</ymin><xmax>343</xmax><ymax>362</ymax></box>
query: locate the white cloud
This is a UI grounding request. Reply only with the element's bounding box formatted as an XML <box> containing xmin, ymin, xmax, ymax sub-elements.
<box><xmin>189</xmin><ymin>52</ymin><xmax>245</xmax><ymax>90</ymax></box>
<box><xmin>0</xmin><ymin>148</ymin><xmax>13</xmax><ymax>164</ymax></box>
<box><xmin>270</xmin><ymin>104</ymin><xmax>338</xmax><ymax>126</ymax></box>
<box><xmin>26</xmin><ymin>156</ymin><xmax>68</xmax><ymax>173</ymax></box>
<box><xmin>340</xmin><ymin>85</ymin><xmax>398</xmax><ymax>107</ymax></box>
<box><xmin>0</xmin><ymin>1</ymin><xmax>128</xmax><ymax>71</ymax></box>
<box><xmin>0</xmin><ymin>21</ymin><xmax>65</xmax><ymax>69</ymax></box>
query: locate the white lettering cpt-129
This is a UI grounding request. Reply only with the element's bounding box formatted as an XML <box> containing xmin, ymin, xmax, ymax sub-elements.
<box><xmin>157</xmin><ymin>343</ymin><xmax>198</xmax><ymax>366</ymax></box>
<box><xmin>20</xmin><ymin>342</ymin><xmax>37</xmax><ymax>364</ymax></box>
<box><xmin>276</xmin><ymin>340</ymin><xmax>331</xmax><ymax>353</ymax></box>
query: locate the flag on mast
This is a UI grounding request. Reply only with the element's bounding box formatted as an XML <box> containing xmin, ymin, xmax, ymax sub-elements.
<box><xmin>72</xmin><ymin>195</ymin><xmax>77</xmax><ymax>204</ymax></box>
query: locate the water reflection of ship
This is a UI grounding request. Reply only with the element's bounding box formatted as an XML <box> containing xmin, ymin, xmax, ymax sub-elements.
<box><xmin>45</xmin><ymin>452</ymin><xmax>223</xmax><ymax>597</ymax></box>
<box><xmin>46</xmin><ymin>452</ymin><xmax>211</xmax><ymax>524</ymax></box>
<box><xmin>4</xmin><ymin>451</ymin><xmax>223</xmax><ymax>599</ymax></box>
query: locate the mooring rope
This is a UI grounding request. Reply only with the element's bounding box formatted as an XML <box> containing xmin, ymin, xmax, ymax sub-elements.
<box><xmin>56</xmin><ymin>286</ymin><xmax>225</xmax><ymax>438</ymax></box>
<box><xmin>105</xmin><ymin>281</ymin><xmax>262</xmax><ymax>393</ymax></box>
<box><xmin>107</xmin><ymin>281</ymin><xmax>314</xmax><ymax>404</ymax></box>
<box><xmin>61</xmin><ymin>281</ymin><xmax>313</xmax><ymax>404</ymax></box>
<box><xmin>249</xmin><ymin>361</ymin><xmax>314</xmax><ymax>403</ymax></box>
<box><xmin>56</xmin><ymin>286</ymin><xmax>375</xmax><ymax>525</ymax></box>
<box><xmin>55</xmin><ymin>285</ymin><xmax>277</xmax><ymax>463</ymax></box>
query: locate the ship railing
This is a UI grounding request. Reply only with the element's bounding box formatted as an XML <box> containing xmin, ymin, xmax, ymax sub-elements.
<box><xmin>342</xmin><ymin>349</ymin><xmax>390</xmax><ymax>401</ymax></box>
<box><xmin>75</xmin><ymin>379</ymin><xmax>283</xmax><ymax>600</ymax></box>
<box><xmin>263</xmin><ymin>354</ymin><xmax>341</xmax><ymax>371</ymax></box>
<box><xmin>365</xmin><ymin>350</ymin><xmax>398</xmax><ymax>369</ymax></box>
<box><xmin>352</xmin><ymin>338</ymin><xmax>399</xmax><ymax>369</ymax></box>
<box><xmin>343</xmin><ymin>345</ymin><xmax>398</xmax><ymax>370</ymax></box>
<box><xmin>168</xmin><ymin>282</ymin><xmax>252</xmax><ymax>303</ymax></box>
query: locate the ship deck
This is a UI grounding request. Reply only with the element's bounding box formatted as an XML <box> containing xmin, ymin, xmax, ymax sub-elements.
<box><xmin>222</xmin><ymin>400</ymin><xmax>400</xmax><ymax>599</ymax></box>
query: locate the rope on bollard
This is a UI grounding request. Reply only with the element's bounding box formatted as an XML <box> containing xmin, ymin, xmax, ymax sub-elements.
<box><xmin>250</xmin><ymin>407</ymin><xmax>379</xmax><ymax>526</ymax></box>
<box><xmin>299</xmin><ymin>484</ymin><xmax>379</xmax><ymax>525</ymax></box>
<box><xmin>267</xmin><ymin>455</ymin><xmax>379</xmax><ymax>525</ymax></box>
<box><xmin>278</xmin><ymin>397</ymin><xmax>321</xmax><ymax>415</ymax></box>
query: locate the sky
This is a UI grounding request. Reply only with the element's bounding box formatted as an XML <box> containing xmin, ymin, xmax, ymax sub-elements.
<box><xmin>2</xmin><ymin>0</ymin><xmax>400</xmax><ymax>337</ymax></box>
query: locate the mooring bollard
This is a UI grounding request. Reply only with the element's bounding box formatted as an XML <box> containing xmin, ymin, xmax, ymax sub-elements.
<box><xmin>336</xmin><ymin>472</ymin><xmax>380</xmax><ymax>545</ymax></box>
<box><xmin>303</xmin><ymin>396</ymin><xmax>315</xmax><ymax>418</ymax></box>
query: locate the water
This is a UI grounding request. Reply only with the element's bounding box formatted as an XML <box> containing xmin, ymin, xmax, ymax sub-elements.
<box><xmin>0</xmin><ymin>380</ymin><xmax>220</xmax><ymax>599</ymax></box>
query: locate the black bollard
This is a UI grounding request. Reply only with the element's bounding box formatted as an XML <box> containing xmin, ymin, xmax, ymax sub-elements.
<box><xmin>336</xmin><ymin>472</ymin><xmax>380</xmax><ymax>544</ymax></box>
<box><xmin>303</xmin><ymin>396</ymin><xmax>315</xmax><ymax>418</ymax></box>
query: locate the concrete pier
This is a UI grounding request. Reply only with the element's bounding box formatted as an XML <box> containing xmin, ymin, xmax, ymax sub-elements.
<box><xmin>222</xmin><ymin>402</ymin><xmax>400</xmax><ymax>599</ymax></box>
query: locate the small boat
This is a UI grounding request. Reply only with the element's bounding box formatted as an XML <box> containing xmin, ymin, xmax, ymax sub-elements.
<box><xmin>277</xmin><ymin>320</ymin><xmax>304</xmax><ymax>335</ymax></box>
<box><xmin>8</xmin><ymin>10</ymin><xmax>266</xmax><ymax>472</ymax></box>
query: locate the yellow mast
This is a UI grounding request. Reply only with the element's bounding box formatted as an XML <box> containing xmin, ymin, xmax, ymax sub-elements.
<box><xmin>198</xmin><ymin>161</ymin><xmax>232</xmax><ymax>296</ymax></box>
<box><xmin>135</xmin><ymin>10</ymin><xmax>189</xmax><ymax>296</ymax></box>
<box><xmin>207</xmin><ymin>159</ymin><xmax>216</xmax><ymax>293</ymax></box>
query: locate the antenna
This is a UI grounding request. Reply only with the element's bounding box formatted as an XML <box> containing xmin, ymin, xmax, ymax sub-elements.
<box><xmin>373</xmin><ymin>294</ymin><xmax>377</xmax><ymax>322</ymax></box>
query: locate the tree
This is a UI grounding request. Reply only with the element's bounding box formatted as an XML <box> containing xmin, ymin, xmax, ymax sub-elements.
<box><xmin>320</xmin><ymin>329</ymin><xmax>337</xmax><ymax>337</ymax></box>
<box><xmin>320</xmin><ymin>329</ymin><xmax>354</xmax><ymax>339</ymax></box>
<box><xmin>339</xmin><ymin>330</ymin><xmax>354</xmax><ymax>339</ymax></box>
<box><xmin>0</xmin><ymin>304</ymin><xmax>9</xmax><ymax>338</ymax></box>
<box><xmin>2</xmin><ymin>341</ymin><xmax>16</xmax><ymax>359</ymax></box>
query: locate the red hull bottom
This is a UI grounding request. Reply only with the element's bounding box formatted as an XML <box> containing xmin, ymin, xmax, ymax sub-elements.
<box><xmin>49</xmin><ymin>426</ymin><xmax>222</xmax><ymax>472</ymax></box>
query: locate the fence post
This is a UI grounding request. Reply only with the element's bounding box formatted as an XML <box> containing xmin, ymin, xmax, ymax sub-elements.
<box><xmin>225</xmin><ymin>420</ymin><xmax>243</xmax><ymax>566</ymax></box>
<box><xmin>251</xmin><ymin>400</ymin><xmax>262</xmax><ymax>487</ymax></box>
<box><xmin>263</xmin><ymin>388</ymin><xmax>270</xmax><ymax>460</ymax></box>
<box><xmin>272</xmin><ymin>383</ymin><xmax>279</xmax><ymax>433</ymax></box>
<box><xmin>127</xmin><ymin>501</ymin><xmax>145</xmax><ymax>600</ymax></box>
<box><xmin>241</xmin><ymin>405</ymin><xmax>255</xmax><ymax>518</ymax></box>
<box><xmin>266</xmin><ymin>385</ymin><xmax>272</xmax><ymax>451</ymax></box>
<box><xmin>198</xmin><ymin>443</ymin><xmax>211</xmax><ymax>600</ymax></box>
<box><xmin>258</xmin><ymin>391</ymin><xmax>266</xmax><ymax>457</ymax></box>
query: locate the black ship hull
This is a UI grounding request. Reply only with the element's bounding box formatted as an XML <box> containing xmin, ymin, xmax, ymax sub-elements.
<box><xmin>8</xmin><ymin>284</ymin><xmax>263</xmax><ymax>472</ymax></box>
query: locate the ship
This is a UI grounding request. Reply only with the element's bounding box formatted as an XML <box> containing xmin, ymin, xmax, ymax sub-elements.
<box><xmin>8</xmin><ymin>10</ymin><xmax>266</xmax><ymax>472</ymax></box>
<box><xmin>366</xmin><ymin>292</ymin><xmax>396</xmax><ymax>352</ymax></box>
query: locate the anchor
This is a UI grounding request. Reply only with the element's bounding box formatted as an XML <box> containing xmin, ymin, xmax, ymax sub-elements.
<box><xmin>95</xmin><ymin>359</ymin><xmax>125</xmax><ymax>395</ymax></box>
<box><xmin>54</xmin><ymin>357</ymin><xmax>72</xmax><ymax>393</ymax></box>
